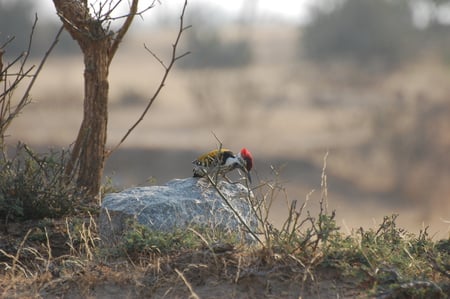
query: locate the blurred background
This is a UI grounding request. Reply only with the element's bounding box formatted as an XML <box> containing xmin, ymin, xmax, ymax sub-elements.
<box><xmin>2</xmin><ymin>0</ymin><xmax>450</xmax><ymax>237</ymax></box>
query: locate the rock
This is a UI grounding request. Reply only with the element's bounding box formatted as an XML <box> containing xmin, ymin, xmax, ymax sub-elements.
<box><xmin>99</xmin><ymin>177</ymin><xmax>258</xmax><ymax>245</ymax></box>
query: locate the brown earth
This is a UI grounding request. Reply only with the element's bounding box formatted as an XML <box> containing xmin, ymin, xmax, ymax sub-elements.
<box><xmin>1</xmin><ymin>218</ymin><xmax>367</xmax><ymax>299</ymax></box>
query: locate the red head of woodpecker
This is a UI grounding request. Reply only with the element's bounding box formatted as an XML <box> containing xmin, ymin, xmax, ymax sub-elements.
<box><xmin>235</xmin><ymin>148</ymin><xmax>253</xmax><ymax>182</ymax></box>
<box><xmin>193</xmin><ymin>147</ymin><xmax>254</xmax><ymax>183</ymax></box>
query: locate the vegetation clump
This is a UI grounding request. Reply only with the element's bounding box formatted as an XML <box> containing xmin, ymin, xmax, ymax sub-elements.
<box><xmin>0</xmin><ymin>143</ymin><xmax>80</xmax><ymax>223</ymax></box>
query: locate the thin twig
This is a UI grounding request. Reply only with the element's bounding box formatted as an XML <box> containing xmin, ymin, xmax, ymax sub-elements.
<box><xmin>107</xmin><ymin>0</ymin><xmax>190</xmax><ymax>157</ymax></box>
<box><xmin>19</xmin><ymin>25</ymin><xmax>64</xmax><ymax>115</ymax></box>
<box><xmin>187</xmin><ymin>227</ymin><xmax>219</xmax><ymax>268</ymax></box>
<box><xmin>0</xmin><ymin>36</ymin><xmax>15</xmax><ymax>50</ymax></box>
<box><xmin>0</xmin><ymin>65</ymin><xmax>33</xmax><ymax>100</ymax></box>
<box><xmin>2</xmin><ymin>26</ymin><xmax>63</xmax><ymax>134</ymax></box>
<box><xmin>144</xmin><ymin>43</ymin><xmax>166</xmax><ymax>69</ymax></box>
<box><xmin>17</xmin><ymin>14</ymin><xmax>38</xmax><ymax>77</ymax></box>
<box><xmin>206</xmin><ymin>174</ymin><xmax>264</xmax><ymax>246</ymax></box>
<box><xmin>0</xmin><ymin>52</ymin><xmax>25</xmax><ymax>76</ymax></box>
<box><xmin>105</xmin><ymin>2</ymin><xmax>157</xmax><ymax>22</ymax></box>
<box><xmin>109</xmin><ymin>0</ymin><xmax>139</xmax><ymax>63</ymax></box>
<box><xmin>175</xmin><ymin>268</ymin><xmax>200</xmax><ymax>299</ymax></box>
<box><xmin>98</xmin><ymin>0</ymin><xmax>121</xmax><ymax>21</ymax></box>
<box><xmin>320</xmin><ymin>151</ymin><xmax>329</xmax><ymax>213</ymax></box>
<box><xmin>0</xmin><ymin>17</ymin><xmax>62</xmax><ymax>142</ymax></box>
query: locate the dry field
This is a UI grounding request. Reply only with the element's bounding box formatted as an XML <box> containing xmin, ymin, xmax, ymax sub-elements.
<box><xmin>6</xmin><ymin>26</ymin><xmax>450</xmax><ymax>239</ymax></box>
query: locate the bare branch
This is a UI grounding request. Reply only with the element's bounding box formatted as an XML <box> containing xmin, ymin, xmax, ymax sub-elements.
<box><xmin>0</xmin><ymin>18</ymin><xmax>62</xmax><ymax>144</ymax></box>
<box><xmin>0</xmin><ymin>67</ymin><xmax>33</xmax><ymax>102</ymax></box>
<box><xmin>17</xmin><ymin>14</ymin><xmax>38</xmax><ymax>81</ymax></box>
<box><xmin>174</xmin><ymin>49</ymin><xmax>190</xmax><ymax>62</ymax></box>
<box><xmin>106</xmin><ymin>2</ymin><xmax>157</xmax><ymax>22</ymax></box>
<box><xmin>98</xmin><ymin>0</ymin><xmax>123</xmax><ymax>21</ymax></box>
<box><xmin>0</xmin><ymin>53</ymin><xmax>33</xmax><ymax>100</ymax></box>
<box><xmin>0</xmin><ymin>36</ymin><xmax>15</xmax><ymax>50</ymax></box>
<box><xmin>0</xmin><ymin>15</ymin><xmax>40</xmax><ymax>137</ymax></box>
<box><xmin>108</xmin><ymin>0</ymin><xmax>139</xmax><ymax>63</ymax></box>
<box><xmin>0</xmin><ymin>53</ymin><xmax>25</xmax><ymax>77</ymax></box>
<box><xmin>143</xmin><ymin>43</ymin><xmax>167</xmax><ymax>69</ymax></box>
<box><xmin>107</xmin><ymin>0</ymin><xmax>190</xmax><ymax>156</ymax></box>
<box><xmin>17</xmin><ymin>26</ymin><xmax>64</xmax><ymax>113</ymax></box>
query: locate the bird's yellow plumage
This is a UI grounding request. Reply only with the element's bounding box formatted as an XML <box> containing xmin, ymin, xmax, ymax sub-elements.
<box><xmin>193</xmin><ymin>148</ymin><xmax>233</xmax><ymax>167</ymax></box>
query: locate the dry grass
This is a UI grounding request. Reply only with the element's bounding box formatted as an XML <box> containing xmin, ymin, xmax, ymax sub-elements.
<box><xmin>1</xmin><ymin>155</ymin><xmax>449</xmax><ymax>298</ymax></box>
<box><xmin>1</xmin><ymin>215</ymin><xmax>448</xmax><ymax>298</ymax></box>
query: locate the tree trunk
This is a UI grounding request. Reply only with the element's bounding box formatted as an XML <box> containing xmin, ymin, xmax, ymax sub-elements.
<box><xmin>53</xmin><ymin>0</ymin><xmax>138</xmax><ymax>201</ymax></box>
<box><xmin>73</xmin><ymin>43</ymin><xmax>109</xmax><ymax>198</ymax></box>
<box><xmin>53</xmin><ymin>0</ymin><xmax>111</xmax><ymax>201</ymax></box>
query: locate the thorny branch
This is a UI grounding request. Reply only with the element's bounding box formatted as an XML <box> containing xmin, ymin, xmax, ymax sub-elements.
<box><xmin>107</xmin><ymin>0</ymin><xmax>190</xmax><ymax>156</ymax></box>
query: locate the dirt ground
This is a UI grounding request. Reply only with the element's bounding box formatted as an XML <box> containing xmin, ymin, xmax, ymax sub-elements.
<box><xmin>0</xmin><ymin>218</ymin><xmax>366</xmax><ymax>299</ymax></box>
<box><xmin>3</xmin><ymin>215</ymin><xmax>448</xmax><ymax>298</ymax></box>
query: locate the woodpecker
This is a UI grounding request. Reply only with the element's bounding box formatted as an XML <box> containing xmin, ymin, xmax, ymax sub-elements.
<box><xmin>192</xmin><ymin>148</ymin><xmax>253</xmax><ymax>182</ymax></box>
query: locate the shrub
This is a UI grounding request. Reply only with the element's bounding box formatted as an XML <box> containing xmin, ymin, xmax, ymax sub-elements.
<box><xmin>0</xmin><ymin>143</ymin><xmax>80</xmax><ymax>222</ymax></box>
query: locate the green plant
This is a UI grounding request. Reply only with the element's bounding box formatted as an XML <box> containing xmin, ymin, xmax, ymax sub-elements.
<box><xmin>117</xmin><ymin>220</ymin><xmax>240</xmax><ymax>259</ymax></box>
<box><xmin>319</xmin><ymin>215</ymin><xmax>449</xmax><ymax>297</ymax></box>
<box><xmin>0</xmin><ymin>143</ymin><xmax>80</xmax><ymax>223</ymax></box>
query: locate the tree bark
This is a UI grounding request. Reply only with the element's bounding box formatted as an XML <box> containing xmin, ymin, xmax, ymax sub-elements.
<box><xmin>53</xmin><ymin>0</ymin><xmax>137</xmax><ymax>201</ymax></box>
<box><xmin>73</xmin><ymin>42</ymin><xmax>109</xmax><ymax>198</ymax></box>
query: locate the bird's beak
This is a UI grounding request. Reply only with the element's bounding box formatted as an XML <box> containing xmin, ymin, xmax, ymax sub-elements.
<box><xmin>237</xmin><ymin>162</ymin><xmax>252</xmax><ymax>183</ymax></box>
<box><xmin>246</xmin><ymin>171</ymin><xmax>252</xmax><ymax>184</ymax></box>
